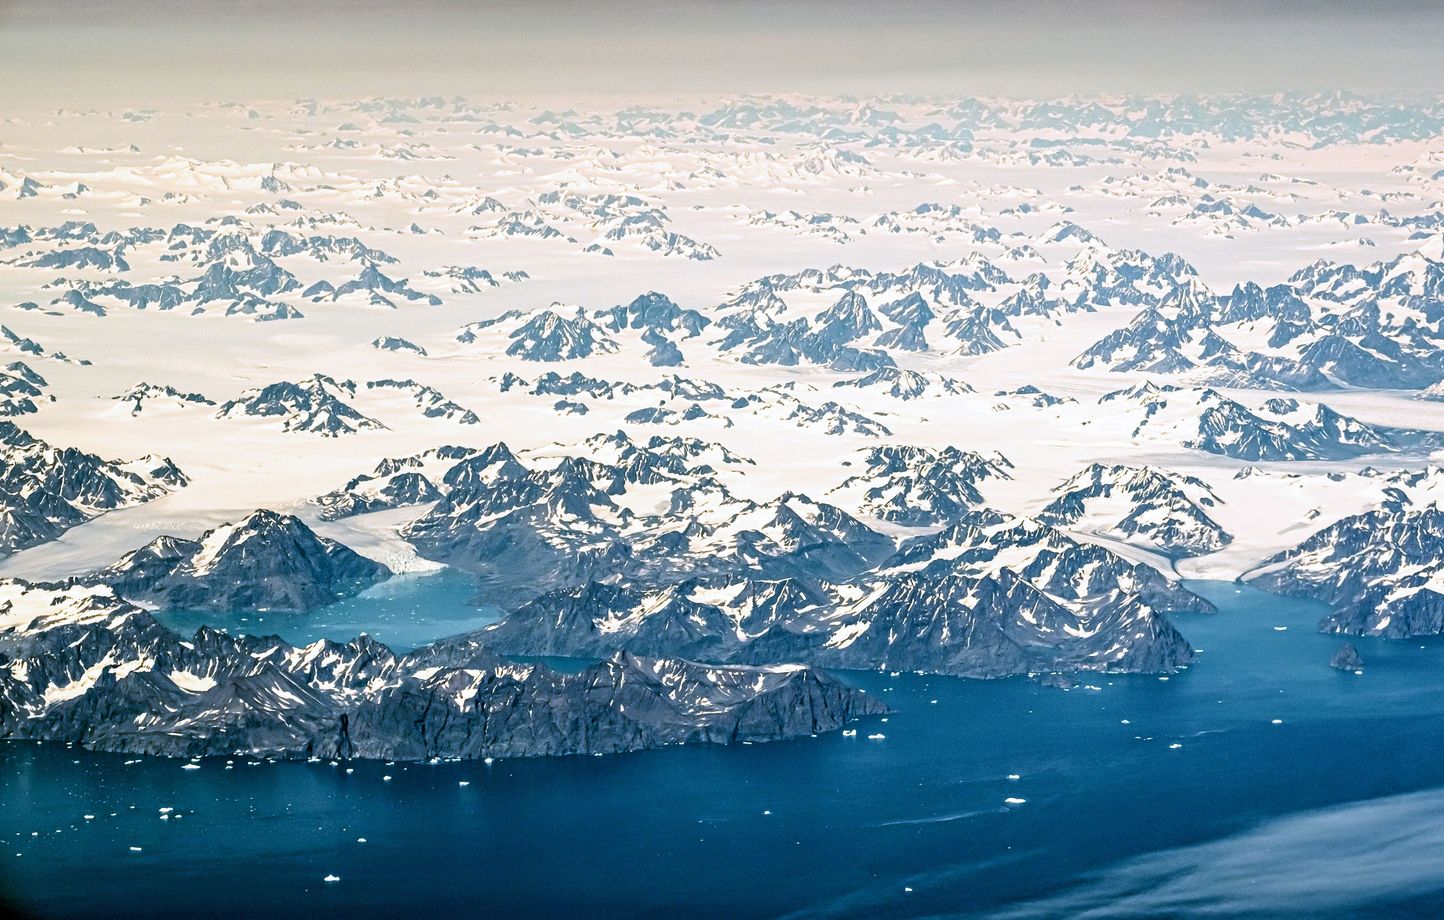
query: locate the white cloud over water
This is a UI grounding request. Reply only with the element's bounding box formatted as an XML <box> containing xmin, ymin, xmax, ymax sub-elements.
<box><xmin>990</xmin><ymin>787</ymin><xmax>1444</xmax><ymax>918</ymax></box>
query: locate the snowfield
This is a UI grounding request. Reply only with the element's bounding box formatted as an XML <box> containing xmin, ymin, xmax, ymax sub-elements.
<box><xmin>1</xmin><ymin>92</ymin><xmax>1444</xmax><ymax>653</ymax></box>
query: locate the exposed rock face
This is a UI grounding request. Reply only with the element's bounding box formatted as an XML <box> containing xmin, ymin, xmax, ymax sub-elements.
<box><xmin>216</xmin><ymin>374</ymin><xmax>386</xmax><ymax>436</ymax></box>
<box><xmin>1073</xmin><ymin>252</ymin><xmax>1444</xmax><ymax>390</ymax></box>
<box><xmin>382</xmin><ymin>434</ymin><xmax>1206</xmax><ymax>678</ymax></box>
<box><xmin>1330</xmin><ymin>643</ymin><xmax>1364</xmax><ymax>671</ymax></box>
<box><xmin>0</xmin><ymin>583</ymin><xmax>883</xmax><ymax>761</ymax></box>
<box><xmin>708</xmin><ymin>261</ymin><xmax>1038</xmax><ymax>368</ymax></box>
<box><xmin>333</xmin><ymin>263</ymin><xmax>441</xmax><ymax>305</ymax></box>
<box><xmin>371</xmin><ymin>335</ymin><xmax>427</xmax><ymax>355</ymax></box>
<box><xmin>366</xmin><ymin>378</ymin><xmax>480</xmax><ymax>424</ymax></box>
<box><xmin>1038</xmin><ymin>463</ymin><xmax>1231</xmax><ymax>556</ymax></box>
<box><xmin>336</xmin><ymin>653</ymin><xmax>880</xmax><ymax>761</ymax></box>
<box><xmin>828</xmin><ymin>444</ymin><xmax>1012</xmax><ymax>527</ymax></box>
<box><xmin>0</xmin><ymin>421</ymin><xmax>186</xmax><ymax>556</ymax></box>
<box><xmin>1035</xmin><ymin>672</ymin><xmax>1077</xmax><ymax>690</ymax></box>
<box><xmin>76</xmin><ymin>510</ymin><xmax>391</xmax><ymax>612</ymax></box>
<box><xmin>480</xmin><ymin>571</ymin><xmax>1196</xmax><ymax>680</ymax></box>
<box><xmin>1245</xmin><ymin>500</ymin><xmax>1444</xmax><ymax>638</ymax></box>
<box><xmin>0</xmin><ymin>360</ymin><xmax>50</xmax><ymax>417</ymax></box>
<box><xmin>1098</xmin><ymin>384</ymin><xmax>1444</xmax><ymax>462</ymax></box>
<box><xmin>594</xmin><ymin>291</ymin><xmax>710</xmax><ymax>337</ymax></box>
<box><xmin>459</xmin><ymin>307</ymin><xmax>620</xmax><ymax>361</ymax></box>
<box><xmin>831</xmin><ymin>366</ymin><xmax>973</xmax><ymax>400</ymax></box>
<box><xmin>315</xmin><ymin>444</ymin><xmax>473</xmax><ymax>521</ymax></box>
<box><xmin>399</xmin><ymin>438</ymin><xmax>894</xmax><ymax>609</ymax></box>
<box><xmin>113</xmin><ymin>381</ymin><xmax>214</xmax><ymax>414</ymax></box>
<box><xmin>479</xmin><ymin>511</ymin><xmax>1206</xmax><ymax>679</ymax></box>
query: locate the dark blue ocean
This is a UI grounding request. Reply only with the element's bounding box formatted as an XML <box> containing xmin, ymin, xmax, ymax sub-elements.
<box><xmin>5</xmin><ymin>581</ymin><xmax>1444</xmax><ymax>919</ymax></box>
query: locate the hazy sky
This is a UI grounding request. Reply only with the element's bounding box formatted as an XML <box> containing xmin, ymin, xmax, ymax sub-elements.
<box><xmin>4</xmin><ymin>0</ymin><xmax>1443</xmax><ymax>104</ymax></box>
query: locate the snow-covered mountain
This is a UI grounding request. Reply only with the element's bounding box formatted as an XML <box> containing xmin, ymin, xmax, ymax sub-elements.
<box><xmin>482</xmin><ymin>509</ymin><xmax>1208</xmax><ymax>678</ymax></box>
<box><xmin>1074</xmin><ymin>249</ymin><xmax>1444</xmax><ymax>390</ymax></box>
<box><xmin>828</xmin><ymin>444</ymin><xmax>1013</xmax><ymax>526</ymax></box>
<box><xmin>0</xmin><ymin>422</ymin><xmax>186</xmax><ymax>556</ymax></box>
<box><xmin>77</xmin><ymin>509</ymin><xmax>392</xmax><ymax>612</ymax></box>
<box><xmin>0</xmin><ymin>581</ymin><xmax>880</xmax><ymax>759</ymax></box>
<box><xmin>315</xmin><ymin>444</ymin><xmax>476</xmax><ymax>520</ymax></box>
<box><xmin>113</xmin><ymin>382</ymin><xmax>215</xmax><ymax>415</ymax></box>
<box><xmin>399</xmin><ymin>436</ymin><xmax>894</xmax><ymax>608</ymax></box>
<box><xmin>1098</xmin><ymin>383</ymin><xmax>1444</xmax><ymax>460</ymax></box>
<box><xmin>1039</xmin><ymin>463</ymin><xmax>1231</xmax><ymax>556</ymax></box>
<box><xmin>217</xmin><ymin>374</ymin><xmax>387</xmax><ymax>436</ymax></box>
<box><xmin>1244</xmin><ymin>468</ymin><xmax>1444</xmax><ymax>637</ymax></box>
<box><xmin>457</xmin><ymin>306</ymin><xmax>621</xmax><ymax>361</ymax></box>
<box><xmin>832</xmin><ymin>366</ymin><xmax>973</xmax><ymax>400</ymax></box>
<box><xmin>8</xmin><ymin>89</ymin><xmax>1444</xmax><ymax>725</ymax></box>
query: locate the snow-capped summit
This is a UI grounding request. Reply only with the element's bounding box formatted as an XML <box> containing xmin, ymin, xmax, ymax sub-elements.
<box><xmin>1244</xmin><ymin>466</ymin><xmax>1444</xmax><ymax>638</ymax></box>
<box><xmin>456</xmin><ymin>306</ymin><xmax>621</xmax><ymax>362</ymax></box>
<box><xmin>830</xmin><ymin>445</ymin><xmax>1013</xmax><ymax>526</ymax></box>
<box><xmin>1099</xmin><ymin>385</ymin><xmax>1444</xmax><ymax>461</ymax></box>
<box><xmin>113</xmin><ymin>382</ymin><xmax>214</xmax><ymax>415</ymax></box>
<box><xmin>217</xmin><ymin>374</ymin><xmax>386</xmax><ymax>436</ymax></box>
<box><xmin>1039</xmin><ymin>463</ymin><xmax>1231</xmax><ymax>556</ymax></box>
<box><xmin>832</xmin><ymin>366</ymin><xmax>973</xmax><ymax>400</ymax></box>
<box><xmin>0</xmin><ymin>422</ymin><xmax>186</xmax><ymax>556</ymax></box>
<box><xmin>83</xmin><ymin>509</ymin><xmax>392</xmax><ymax>612</ymax></box>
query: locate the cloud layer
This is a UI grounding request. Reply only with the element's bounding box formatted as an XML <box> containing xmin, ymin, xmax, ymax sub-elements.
<box><xmin>4</xmin><ymin>1</ymin><xmax>1443</xmax><ymax>103</ymax></box>
<box><xmin>992</xmin><ymin>787</ymin><xmax>1444</xmax><ymax>918</ymax></box>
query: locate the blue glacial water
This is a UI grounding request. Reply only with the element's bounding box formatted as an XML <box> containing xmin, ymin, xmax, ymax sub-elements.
<box><xmin>151</xmin><ymin>567</ymin><xmax>501</xmax><ymax>652</ymax></box>
<box><xmin>5</xmin><ymin>581</ymin><xmax>1444</xmax><ymax>919</ymax></box>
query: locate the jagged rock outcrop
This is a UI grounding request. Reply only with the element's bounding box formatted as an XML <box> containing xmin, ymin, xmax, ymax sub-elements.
<box><xmin>0</xmin><ymin>583</ymin><xmax>882</xmax><ymax>760</ymax></box>
<box><xmin>217</xmin><ymin>374</ymin><xmax>386</xmax><ymax>436</ymax></box>
<box><xmin>1038</xmin><ymin>463</ymin><xmax>1231</xmax><ymax>556</ymax></box>
<box><xmin>0</xmin><ymin>421</ymin><xmax>186</xmax><ymax>556</ymax></box>
<box><xmin>1330</xmin><ymin>643</ymin><xmax>1364</xmax><ymax>671</ymax></box>
<box><xmin>76</xmin><ymin>510</ymin><xmax>391</xmax><ymax>612</ymax></box>
<box><xmin>480</xmin><ymin>511</ymin><xmax>1207</xmax><ymax>678</ymax></box>
<box><xmin>1246</xmin><ymin>502</ymin><xmax>1444</xmax><ymax>637</ymax></box>
<box><xmin>400</xmin><ymin>439</ymin><xmax>892</xmax><ymax>608</ymax></box>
